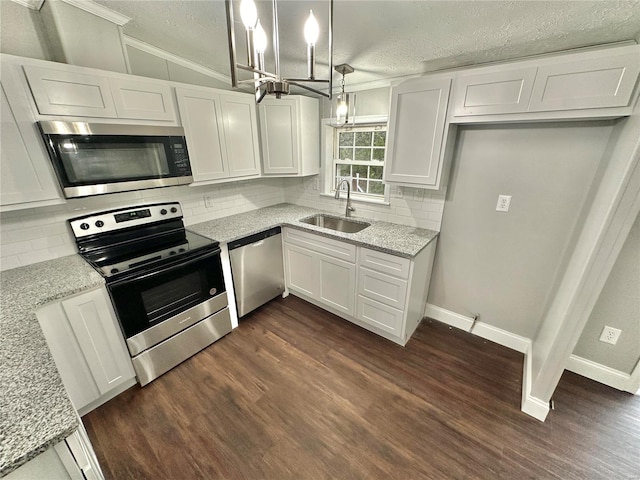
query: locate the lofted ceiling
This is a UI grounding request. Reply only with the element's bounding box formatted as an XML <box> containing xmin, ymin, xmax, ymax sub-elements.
<box><xmin>93</xmin><ymin>0</ymin><xmax>640</xmax><ymax>89</ymax></box>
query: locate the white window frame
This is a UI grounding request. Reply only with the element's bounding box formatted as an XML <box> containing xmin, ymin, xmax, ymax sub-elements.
<box><xmin>321</xmin><ymin>115</ymin><xmax>390</xmax><ymax>205</ymax></box>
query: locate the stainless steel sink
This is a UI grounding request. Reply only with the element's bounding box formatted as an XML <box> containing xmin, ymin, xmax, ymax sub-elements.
<box><xmin>300</xmin><ymin>214</ymin><xmax>370</xmax><ymax>233</ymax></box>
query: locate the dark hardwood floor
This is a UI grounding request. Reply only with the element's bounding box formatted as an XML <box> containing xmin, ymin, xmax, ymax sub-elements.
<box><xmin>83</xmin><ymin>296</ymin><xmax>640</xmax><ymax>480</ymax></box>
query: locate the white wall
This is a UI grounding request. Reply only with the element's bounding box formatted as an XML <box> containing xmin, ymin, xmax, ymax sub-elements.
<box><xmin>573</xmin><ymin>212</ymin><xmax>640</xmax><ymax>374</ymax></box>
<box><xmin>427</xmin><ymin>122</ymin><xmax>615</xmax><ymax>339</ymax></box>
<box><xmin>0</xmin><ymin>1</ymin><xmax>51</xmax><ymax>61</ymax></box>
<box><xmin>0</xmin><ymin>178</ymin><xmax>284</xmax><ymax>271</ymax></box>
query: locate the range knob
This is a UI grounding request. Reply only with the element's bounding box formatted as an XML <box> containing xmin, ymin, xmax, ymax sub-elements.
<box><xmin>110</xmin><ymin>268</ymin><xmax>119</xmax><ymax>274</ymax></box>
<box><xmin>95</xmin><ymin>220</ymin><xmax>104</xmax><ymax>228</ymax></box>
<box><xmin>169</xmin><ymin>250</ymin><xmax>177</xmax><ymax>256</ymax></box>
<box><xmin>80</xmin><ymin>223</ymin><xmax>90</xmax><ymax>230</ymax></box>
<box><xmin>170</xmin><ymin>207</ymin><xmax>178</xmax><ymax>213</ymax></box>
<box><xmin>178</xmin><ymin>248</ymin><xmax>186</xmax><ymax>253</ymax></box>
<box><xmin>160</xmin><ymin>209</ymin><xmax>168</xmax><ymax>215</ymax></box>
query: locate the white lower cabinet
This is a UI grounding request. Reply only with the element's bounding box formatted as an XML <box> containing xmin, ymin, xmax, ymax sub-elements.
<box><xmin>37</xmin><ymin>287</ymin><xmax>135</xmax><ymax>415</ymax></box>
<box><xmin>283</xmin><ymin>227</ymin><xmax>438</xmax><ymax>345</ymax></box>
<box><xmin>284</xmin><ymin>229</ymin><xmax>356</xmax><ymax>315</ymax></box>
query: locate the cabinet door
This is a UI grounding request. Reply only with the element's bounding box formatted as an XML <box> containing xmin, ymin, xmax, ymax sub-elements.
<box><xmin>453</xmin><ymin>67</ymin><xmax>536</xmax><ymax>116</ymax></box>
<box><xmin>318</xmin><ymin>253</ymin><xmax>356</xmax><ymax>316</ymax></box>
<box><xmin>529</xmin><ymin>51</ymin><xmax>640</xmax><ymax>111</ymax></box>
<box><xmin>23</xmin><ymin>65</ymin><xmax>117</xmax><ymax>117</ymax></box>
<box><xmin>1</xmin><ymin>83</ymin><xmax>63</xmax><ymax>208</ymax></box>
<box><xmin>259</xmin><ymin>97</ymin><xmax>299</xmax><ymax>174</ymax></box>
<box><xmin>284</xmin><ymin>243</ymin><xmax>318</xmax><ymax>297</ymax></box>
<box><xmin>219</xmin><ymin>94</ymin><xmax>261</xmax><ymax>177</ymax></box>
<box><xmin>109</xmin><ymin>77</ymin><xmax>177</xmax><ymax>121</ymax></box>
<box><xmin>176</xmin><ymin>87</ymin><xmax>228</xmax><ymax>181</ymax></box>
<box><xmin>61</xmin><ymin>289</ymin><xmax>134</xmax><ymax>396</ymax></box>
<box><xmin>384</xmin><ymin>77</ymin><xmax>451</xmax><ymax>187</ymax></box>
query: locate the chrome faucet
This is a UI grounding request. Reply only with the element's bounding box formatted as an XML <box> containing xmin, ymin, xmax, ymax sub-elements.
<box><xmin>334</xmin><ymin>179</ymin><xmax>355</xmax><ymax>217</ymax></box>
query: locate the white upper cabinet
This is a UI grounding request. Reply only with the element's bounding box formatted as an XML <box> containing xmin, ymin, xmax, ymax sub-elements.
<box><xmin>176</xmin><ymin>87</ymin><xmax>261</xmax><ymax>183</ymax></box>
<box><xmin>24</xmin><ymin>65</ymin><xmax>118</xmax><ymax>118</ymax></box>
<box><xmin>528</xmin><ymin>49</ymin><xmax>640</xmax><ymax>111</ymax></box>
<box><xmin>109</xmin><ymin>77</ymin><xmax>177</xmax><ymax>121</ymax></box>
<box><xmin>453</xmin><ymin>67</ymin><xmax>537</xmax><ymax>116</ymax></box>
<box><xmin>451</xmin><ymin>43</ymin><xmax>640</xmax><ymax>120</ymax></box>
<box><xmin>219</xmin><ymin>93</ymin><xmax>261</xmax><ymax>177</ymax></box>
<box><xmin>176</xmin><ymin>87</ymin><xmax>227</xmax><ymax>181</ymax></box>
<box><xmin>384</xmin><ymin>76</ymin><xmax>452</xmax><ymax>188</ymax></box>
<box><xmin>259</xmin><ymin>95</ymin><xmax>319</xmax><ymax>176</ymax></box>
<box><xmin>0</xmin><ymin>62</ymin><xmax>63</xmax><ymax>210</ymax></box>
<box><xmin>24</xmin><ymin>63</ymin><xmax>178</xmax><ymax>122</ymax></box>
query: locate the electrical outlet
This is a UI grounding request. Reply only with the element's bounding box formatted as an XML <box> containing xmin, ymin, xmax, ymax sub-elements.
<box><xmin>313</xmin><ymin>178</ymin><xmax>320</xmax><ymax>191</ymax></box>
<box><xmin>496</xmin><ymin>195</ymin><xmax>512</xmax><ymax>212</ymax></box>
<box><xmin>392</xmin><ymin>186</ymin><xmax>404</xmax><ymax>199</ymax></box>
<box><xmin>413</xmin><ymin>189</ymin><xmax>425</xmax><ymax>201</ymax></box>
<box><xmin>204</xmin><ymin>195</ymin><xmax>214</xmax><ymax>208</ymax></box>
<box><xmin>599</xmin><ymin>326</ymin><xmax>621</xmax><ymax>345</ymax></box>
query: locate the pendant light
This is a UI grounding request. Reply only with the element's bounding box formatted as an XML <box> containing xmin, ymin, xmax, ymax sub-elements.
<box><xmin>225</xmin><ymin>0</ymin><xmax>334</xmax><ymax>102</ymax></box>
<box><xmin>334</xmin><ymin>63</ymin><xmax>354</xmax><ymax>125</ymax></box>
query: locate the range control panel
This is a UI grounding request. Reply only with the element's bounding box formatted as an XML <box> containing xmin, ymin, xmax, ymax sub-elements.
<box><xmin>69</xmin><ymin>203</ymin><xmax>183</xmax><ymax>238</ymax></box>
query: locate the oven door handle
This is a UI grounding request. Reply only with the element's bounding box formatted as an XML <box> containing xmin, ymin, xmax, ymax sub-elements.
<box><xmin>109</xmin><ymin>247</ymin><xmax>221</xmax><ymax>287</ymax></box>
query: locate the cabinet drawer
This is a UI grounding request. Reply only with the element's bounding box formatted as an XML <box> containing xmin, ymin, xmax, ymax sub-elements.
<box><xmin>356</xmin><ymin>295</ymin><xmax>403</xmax><ymax>336</ymax></box>
<box><xmin>359</xmin><ymin>248</ymin><xmax>410</xmax><ymax>278</ymax></box>
<box><xmin>284</xmin><ymin>227</ymin><xmax>356</xmax><ymax>262</ymax></box>
<box><xmin>358</xmin><ymin>267</ymin><xmax>408</xmax><ymax>310</ymax></box>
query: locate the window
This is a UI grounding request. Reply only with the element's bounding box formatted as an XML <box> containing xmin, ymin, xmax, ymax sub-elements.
<box><xmin>333</xmin><ymin>125</ymin><xmax>387</xmax><ymax>199</ymax></box>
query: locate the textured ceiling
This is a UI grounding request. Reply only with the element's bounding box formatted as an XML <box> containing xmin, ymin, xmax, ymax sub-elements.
<box><xmin>93</xmin><ymin>0</ymin><xmax>640</xmax><ymax>87</ymax></box>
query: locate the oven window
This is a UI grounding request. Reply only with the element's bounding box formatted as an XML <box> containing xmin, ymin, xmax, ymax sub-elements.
<box><xmin>141</xmin><ymin>270</ymin><xmax>202</xmax><ymax>322</ymax></box>
<box><xmin>57</xmin><ymin>140</ymin><xmax>170</xmax><ymax>183</ymax></box>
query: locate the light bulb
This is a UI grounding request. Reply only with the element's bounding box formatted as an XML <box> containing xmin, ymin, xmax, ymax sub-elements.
<box><xmin>304</xmin><ymin>10</ymin><xmax>319</xmax><ymax>45</ymax></box>
<box><xmin>240</xmin><ymin>0</ymin><xmax>258</xmax><ymax>29</ymax></box>
<box><xmin>336</xmin><ymin>97</ymin><xmax>348</xmax><ymax>123</ymax></box>
<box><xmin>254</xmin><ymin>20</ymin><xmax>267</xmax><ymax>53</ymax></box>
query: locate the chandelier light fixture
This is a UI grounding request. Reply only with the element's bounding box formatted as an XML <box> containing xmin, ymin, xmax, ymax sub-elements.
<box><xmin>334</xmin><ymin>63</ymin><xmax>354</xmax><ymax>125</ymax></box>
<box><xmin>225</xmin><ymin>0</ymin><xmax>334</xmax><ymax>102</ymax></box>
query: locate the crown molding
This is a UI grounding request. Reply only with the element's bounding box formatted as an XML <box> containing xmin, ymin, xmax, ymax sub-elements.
<box><xmin>9</xmin><ymin>0</ymin><xmax>45</xmax><ymax>10</ymax></box>
<box><xmin>123</xmin><ymin>35</ymin><xmax>231</xmax><ymax>85</ymax></box>
<box><xmin>58</xmin><ymin>0</ymin><xmax>131</xmax><ymax>26</ymax></box>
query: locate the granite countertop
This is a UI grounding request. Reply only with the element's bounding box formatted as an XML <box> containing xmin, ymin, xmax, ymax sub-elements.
<box><xmin>0</xmin><ymin>255</ymin><xmax>104</xmax><ymax>476</ymax></box>
<box><xmin>190</xmin><ymin>203</ymin><xmax>438</xmax><ymax>258</ymax></box>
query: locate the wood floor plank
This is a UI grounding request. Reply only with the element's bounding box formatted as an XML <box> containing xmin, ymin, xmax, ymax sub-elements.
<box><xmin>82</xmin><ymin>295</ymin><xmax>640</xmax><ymax>480</ymax></box>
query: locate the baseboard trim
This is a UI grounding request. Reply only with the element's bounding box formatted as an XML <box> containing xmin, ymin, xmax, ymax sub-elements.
<box><xmin>424</xmin><ymin>303</ymin><xmax>547</xmax><ymax>420</ymax></box>
<box><xmin>566</xmin><ymin>354</ymin><xmax>631</xmax><ymax>391</ymax></box>
<box><xmin>424</xmin><ymin>303</ymin><xmax>530</xmax><ymax>353</ymax></box>
<box><xmin>424</xmin><ymin>304</ymin><xmax>474</xmax><ymax>331</ymax></box>
<box><xmin>521</xmin><ymin>345</ymin><xmax>550</xmax><ymax>421</ymax></box>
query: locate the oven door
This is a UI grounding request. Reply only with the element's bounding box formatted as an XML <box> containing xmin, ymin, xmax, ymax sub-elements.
<box><xmin>107</xmin><ymin>248</ymin><xmax>226</xmax><ymax>356</ymax></box>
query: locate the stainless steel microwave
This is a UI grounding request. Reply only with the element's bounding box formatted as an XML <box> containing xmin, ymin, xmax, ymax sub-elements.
<box><xmin>38</xmin><ymin>121</ymin><xmax>193</xmax><ymax>199</ymax></box>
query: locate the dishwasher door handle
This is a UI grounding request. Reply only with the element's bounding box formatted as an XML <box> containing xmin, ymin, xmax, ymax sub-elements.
<box><xmin>251</xmin><ymin>240</ymin><xmax>265</xmax><ymax>248</ymax></box>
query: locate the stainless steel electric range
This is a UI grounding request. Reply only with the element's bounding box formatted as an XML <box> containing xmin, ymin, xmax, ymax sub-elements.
<box><xmin>69</xmin><ymin>202</ymin><xmax>231</xmax><ymax>386</ymax></box>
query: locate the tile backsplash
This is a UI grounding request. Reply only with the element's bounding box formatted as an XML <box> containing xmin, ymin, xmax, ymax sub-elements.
<box><xmin>0</xmin><ymin>175</ymin><xmax>445</xmax><ymax>272</ymax></box>
<box><xmin>0</xmin><ymin>178</ymin><xmax>285</xmax><ymax>271</ymax></box>
<box><xmin>283</xmin><ymin>176</ymin><xmax>445</xmax><ymax>231</ymax></box>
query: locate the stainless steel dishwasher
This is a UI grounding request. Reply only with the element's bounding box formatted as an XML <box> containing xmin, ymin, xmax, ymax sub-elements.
<box><xmin>228</xmin><ymin>227</ymin><xmax>285</xmax><ymax>318</ymax></box>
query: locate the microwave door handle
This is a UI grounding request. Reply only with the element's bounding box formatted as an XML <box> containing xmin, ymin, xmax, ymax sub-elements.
<box><xmin>109</xmin><ymin>248</ymin><xmax>221</xmax><ymax>287</ymax></box>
